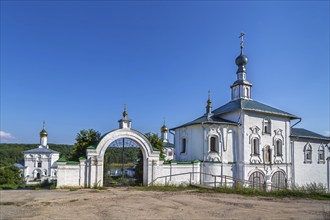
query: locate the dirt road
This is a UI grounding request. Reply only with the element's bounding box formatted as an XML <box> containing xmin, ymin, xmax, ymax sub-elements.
<box><xmin>1</xmin><ymin>188</ymin><xmax>329</xmax><ymax>219</ymax></box>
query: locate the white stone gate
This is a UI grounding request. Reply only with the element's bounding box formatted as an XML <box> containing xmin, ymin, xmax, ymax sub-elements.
<box><xmin>56</xmin><ymin>110</ymin><xmax>160</xmax><ymax>188</ymax></box>
<box><xmin>86</xmin><ymin>128</ymin><xmax>160</xmax><ymax>187</ymax></box>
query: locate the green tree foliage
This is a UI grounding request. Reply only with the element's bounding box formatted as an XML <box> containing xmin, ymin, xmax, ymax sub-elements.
<box><xmin>104</xmin><ymin>147</ymin><xmax>140</xmax><ymax>164</ymax></box>
<box><xmin>70</xmin><ymin>129</ymin><xmax>101</xmax><ymax>161</ymax></box>
<box><xmin>0</xmin><ymin>165</ymin><xmax>23</xmax><ymax>185</ymax></box>
<box><xmin>145</xmin><ymin>132</ymin><xmax>164</xmax><ymax>160</ymax></box>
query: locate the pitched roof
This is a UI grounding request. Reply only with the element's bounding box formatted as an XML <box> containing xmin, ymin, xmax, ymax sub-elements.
<box><xmin>24</xmin><ymin>146</ymin><xmax>59</xmax><ymax>154</ymax></box>
<box><xmin>212</xmin><ymin>99</ymin><xmax>299</xmax><ymax>119</ymax></box>
<box><xmin>291</xmin><ymin>128</ymin><xmax>330</xmax><ymax>141</ymax></box>
<box><xmin>171</xmin><ymin>114</ymin><xmax>237</xmax><ymax>130</ymax></box>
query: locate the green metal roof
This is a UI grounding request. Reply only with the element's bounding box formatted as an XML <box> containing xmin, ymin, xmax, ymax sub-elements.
<box><xmin>212</xmin><ymin>99</ymin><xmax>299</xmax><ymax>119</ymax></box>
<box><xmin>291</xmin><ymin>128</ymin><xmax>330</xmax><ymax>141</ymax></box>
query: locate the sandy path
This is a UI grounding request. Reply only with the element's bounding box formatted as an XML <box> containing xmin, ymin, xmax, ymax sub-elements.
<box><xmin>1</xmin><ymin>188</ymin><xmax>329</xmax><ymax>220</ymax></box>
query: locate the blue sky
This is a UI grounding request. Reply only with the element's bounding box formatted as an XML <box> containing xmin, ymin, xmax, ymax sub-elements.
<box><xmin>1</xmin><ymin>1</ymin><xmax>329</xmax><ymax>144</ymax></box>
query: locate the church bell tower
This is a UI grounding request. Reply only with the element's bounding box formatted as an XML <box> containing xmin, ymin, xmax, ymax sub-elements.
<box><xmin>231</xmin><ymin>33</ymin><xmax>252</xmax><ymax>100</ymax></box>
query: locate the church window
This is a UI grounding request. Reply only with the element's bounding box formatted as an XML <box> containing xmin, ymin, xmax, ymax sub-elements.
<box><xmin>252</xmin><ymin>138</ymin><xmax>259</xmax><ymax>156</ymax></box>
<box><xmin>275</xmin><ymin>139</ymin><xmax>282</xmax><ymax>156</ymax></box>
<box><xmin>37</xmin><ymin>162</ymin><xmax>42</xmax><ymax>168</ymax></box>
<box><xmin>209</xmin><ymin>136</ymin><xmax>218</xmax><ymax>153</ymax></box>
<box><xmin>181</xmin><ymin>138</ymin><xmax>186</xmax><ymax>154</ymax></box>
<box><xmin>249</xmin><ymin>171</ymin><xmax>265</xmax><ymax>190</ymax></box>
<box><xmin>318</xmin><ymin>145</ymin><xmax>325</xmax><ymax>163</ymax></box>
<box><xmin>262</xmin><ymin>118</ymin><xmax>271</xmax><ymax>134</ymax></box>
<box><xmin>271</xmin><ymin>171</ymin><xmax>286</xmax><ymax>190</ymax></box>
<box><xmin>264</xmin><ymin>146</ymin><xmax>271</xmax><ymax>163</ymax></box>
<box><xmin>304</xmin><ymin>144</ymin><xmax>312</xmax><ymax>163</ymax></box>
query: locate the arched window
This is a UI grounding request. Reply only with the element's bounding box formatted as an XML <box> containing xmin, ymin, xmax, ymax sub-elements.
<box><xmin>304</xmin><ymin>144</ymin><xmax>312</xmax><ymax>163</ymax></box>
<box><xmin>264</xmin><ymin>146</ymin><xmax>271</xmax><ymax>163</ymax></box>
<box><xmin>271</xmin><ymin>171</ymin><xmax>286</xmax><ymax>190</ymax></box>
<box><xmin>318</xmin><ymin>145</ymin><xmax>325</xmax><ymax>163</ymax></box>
<box><xmin>181</xmin><ymin>138</ymin><xmax>186</xmax><ymax>154</ymax></box>
<box><xmin>209</xmin><ymin>136</ymin><xmax>218</xmax><ymax>153</ymax></box>
<box><xmin>249</xmin><ymin>171</ymin><xmax>265</xmax><ymax>190</ymax></box>
<box><xmin>263</xmin><ymin>118</ymin><xmax>271</xmax><ymax>134</ymax></box>
<box><xmin>275</xmin><ymin>139</ymin><xmax>282</xmax><ymax>156</ymax></box>
<box><xmin>252</xmin><ymin>138</ymin><xmax>259</xmax><ymax>156</ymax></box>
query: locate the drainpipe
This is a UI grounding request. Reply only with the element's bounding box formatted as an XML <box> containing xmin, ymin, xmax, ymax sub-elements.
<box><xmin>290</xmin><ymin>118</ymin><xmax>302</xmax><ymax>128</ymax></box>
<box><xmin>202</xmin><ymin>122</ymin><xmax>206</xmax><ymax>185</ymax></box>
<box><xmin>290</xmin><ymin>118</ymin><xmax>301</xmax><ymax>188</ymax></box>
<box><xmin>327</xmin><ymin>157</ymin><xmax>330</xmax><ymax>193</ymax></box>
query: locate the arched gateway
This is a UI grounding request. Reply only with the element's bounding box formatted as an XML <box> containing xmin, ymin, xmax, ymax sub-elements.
<box><xmin>56</xmin><ymin>110</ymin><xmax>160</xmax><ymax>188</ymax></box>
<box><xmin>87</xmin><ymin>128</ymin><xmax>160</xmax><ymax>187</ymax></box>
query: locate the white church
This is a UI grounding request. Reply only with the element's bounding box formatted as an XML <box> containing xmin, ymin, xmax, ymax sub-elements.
<box><xmin>33</xmin><ymin>35</ymin><xmax>329</xmax><ymax>191</ymax></box>
<box><xmin>23</xmin><ymin>126</ymin><xmax>59</xmax><ymax>184</ymax></box>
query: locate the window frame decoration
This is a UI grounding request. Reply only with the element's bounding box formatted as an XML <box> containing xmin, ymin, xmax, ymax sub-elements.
<box><xmin>262</xmin><ymin>118</ymin><xmax>271</xmax><ymax>135</ymax></box>
<box><xmin>249</xmin><ymin>126</ymin><xmax>262</xmax><ymax>164</ymax></box>
<box><xmin>304</xmin><ymin>143</ymin><xmax>312</xmax><ymax>164</ymax></box>
<box><xmin>273</xmin><ymin>129</ymin><xmax>284</xmax><ymax>164</ymax></box>
<box><xmin>252</xmin><ymin>138</ymin><xmax>260</xmax><ymax>156</ymax></box>
<box><xmin>318</xmin><ymin>144</ymin><xmax>325</xmax><ymax>164</ymax></box>
<box><xmin>209</xmin><ymin>136</ymin><xmax>218</xmax><ymax>153</ymax></box>
<box><xmin>275</xmin><ymin>139</ymin><xmax>283</xmax><ymax>157</ymax></box>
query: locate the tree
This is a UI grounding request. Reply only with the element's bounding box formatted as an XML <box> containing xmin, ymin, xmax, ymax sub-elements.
<box><xmin>70</xmin><ymin>129</ymin><xmax>101</xmax><ymax>161</ymax></box>
<box><xmin>145</xmin><ymin>132</ymin><xmax>163</xmax><ymax>153</ymax></box>
<box><xmin>0</xmin><ymin>165</ymin><xmax>23</xmax><ymax>186</ymax></box>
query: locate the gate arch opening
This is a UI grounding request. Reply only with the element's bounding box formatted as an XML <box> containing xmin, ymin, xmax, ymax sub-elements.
<box><xmin>103</xmin><ymin>138</ymin><xmax>142</xmax><ymax>186</ymax></box>
<box><xmin>86</xmin><ymin>128</ymin><xmax>160</xmax><ymax>187</ymax></box>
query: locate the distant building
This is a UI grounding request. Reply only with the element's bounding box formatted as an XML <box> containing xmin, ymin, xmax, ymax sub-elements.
<box><xmin>23</xmin><ymin>126</ymin><xmax>59</xmax><ymax>184</ymax></box>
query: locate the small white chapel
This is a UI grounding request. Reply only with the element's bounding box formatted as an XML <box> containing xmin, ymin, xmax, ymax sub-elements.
<box><xmin>23</xmin><ymin>125</ymin><xmax>59</xmax><ymax>184</ymax></box>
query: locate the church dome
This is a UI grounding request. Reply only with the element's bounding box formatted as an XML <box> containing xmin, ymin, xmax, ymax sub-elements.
<box><xmin>161</xmin><ymin>124</ymin><xmax>168</xmax><ymax>133</ymax></box>
<box><xmin>235</xmin><ymin>54</ymin><xmax>248</xmax><ymax>66</ymax></box>
<box><xmin>40</xmin><ymin>128</ymin><xmax>48</xmax><ymax>137</ymax></box>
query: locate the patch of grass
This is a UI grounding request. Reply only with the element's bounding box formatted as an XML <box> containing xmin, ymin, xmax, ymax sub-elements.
<box><xmin>0</xmin><ymin>184</ymin><xmax>24</xmax><ymax>190</ymax></box>
<box><xmin>0</xmin><ymin>202</ymin><xmax>15</xmax><ymax>206</ymax></box>
<box><xmin>69</xmin><ymin>199</ymin><xmax>78</xmax><ymax>202</ymax></box>
<box><xmin>59</xmin><ymin>186</ymin><xmax>83</xmax><ymax>191</ymax></box>
<box><xmin>134</xmin><ymin>184</ymin><xmax>195</xmax><ymax>192</ymax></box>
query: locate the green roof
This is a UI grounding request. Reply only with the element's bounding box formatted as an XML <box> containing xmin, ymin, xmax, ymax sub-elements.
<box><xmin>291</xmin><ymin>128</ymin><xmax>330</xmax><ymax>141</ymax></box>
<box><xmin>57</xmin><ymin>157</ymin><xmax>67</xmax><ymax>162</ymax></box>
<box><xmin>213</xmin><ymin>99</ymin><xmax>299</xmax><ymax>119</ymax></box>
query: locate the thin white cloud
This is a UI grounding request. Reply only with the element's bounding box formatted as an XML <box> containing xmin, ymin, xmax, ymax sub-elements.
<box><xmin>0</xmin><ymin>131</ymin><xmax>15</xmax><ymax>140</ymax></box>
<box><xmin>325</xmin><ymin>131</ymin><xmax>330</xmax><ymax>136</ymax></box>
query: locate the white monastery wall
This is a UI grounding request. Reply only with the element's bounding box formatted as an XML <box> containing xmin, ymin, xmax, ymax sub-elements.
<box><xmin>292</xmin><ymin>140</ymin><xmax>329</xmax><ymax>187</ymax></box>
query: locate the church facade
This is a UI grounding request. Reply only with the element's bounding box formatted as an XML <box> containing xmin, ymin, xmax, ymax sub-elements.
<box><xmin>165</xmin><ymin>35</ymin><xmax>330</xmax><ymax>190</ymax></box>
<box><xmin>23</xmin><ymin>127</ymin><xmax>59</xmax><ymax>184</ymax></box>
